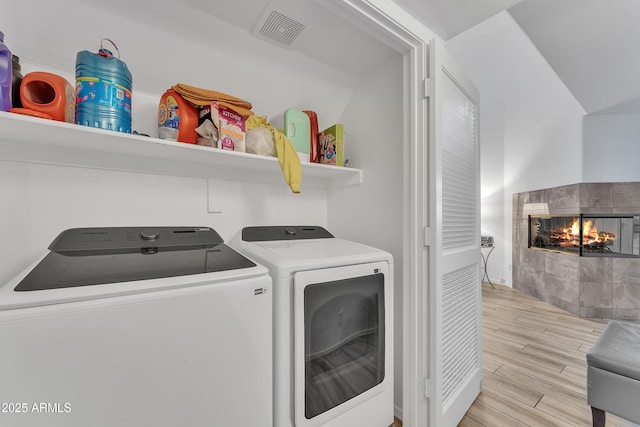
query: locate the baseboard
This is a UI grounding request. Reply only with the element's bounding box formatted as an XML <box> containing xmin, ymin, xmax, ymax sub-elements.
<box><xmin>501</xmin><ymin>280</ymin><xmax>513</xmax><ymax>287</ymax></box>
<box><xmin>394</xmin><ymin>403</ymin><xmax>403</xmax><ymax>422</ymax></box>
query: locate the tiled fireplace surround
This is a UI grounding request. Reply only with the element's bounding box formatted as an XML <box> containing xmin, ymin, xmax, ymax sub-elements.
<box><xmin>513</xmin><ymin>182</ymin><xmax>640</xmax><ymax>319</ymax></box>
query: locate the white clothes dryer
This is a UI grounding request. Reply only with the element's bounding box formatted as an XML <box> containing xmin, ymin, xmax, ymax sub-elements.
<box><xmin>232</xmin><ymin>225</ymin><xmax>394</xmax><ymax>427</ymax></box>
<box><xmin>0</xmin><ymin>226</ymin><xmax>272</xmax><ymax>427</ymax></box>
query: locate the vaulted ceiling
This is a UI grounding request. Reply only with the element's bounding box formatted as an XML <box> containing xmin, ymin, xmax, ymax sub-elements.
<box><xmin>393</xmin><ymin>0</ymin><xmax>640</xmax><ymax>115</ymax></box>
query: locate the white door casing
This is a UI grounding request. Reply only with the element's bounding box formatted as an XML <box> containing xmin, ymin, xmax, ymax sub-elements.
<box><xmin>315</xmin><ymin>3</ymin><xmax>481</xmax><ymax>426</ymax></box>
<box><xmin>320</xmin><ymin>1</ymin><xmax>432</xmax><ymax>425</ymax></box>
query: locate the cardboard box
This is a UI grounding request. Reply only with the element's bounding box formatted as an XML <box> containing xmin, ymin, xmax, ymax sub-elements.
<box><xmin>319</xmin><ymin>124</ymin><xmax>344</xmax><ymax>166</ymax></box>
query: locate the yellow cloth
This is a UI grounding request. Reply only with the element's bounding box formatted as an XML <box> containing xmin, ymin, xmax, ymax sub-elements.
<box><xmin>246</xmin><ymin>116</ymin><xmax>301</xmax><ymax>194</ymax></box>
<box><xmin>172</xmin><ymin>83</ymin><xmax>254</xmax><ymax>117</ymax></box>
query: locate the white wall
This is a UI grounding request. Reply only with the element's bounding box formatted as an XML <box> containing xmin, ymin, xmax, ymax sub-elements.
<box><xmin>1</xmin><ymin>0</ymin><xmax>352</xmax><ymax>285</ymax></box>
<box><xmin>583</xmin><ymin>113</ymin><xmax>640</xmax><ymax>182</ymax></box>
<box><xmin>446</xmin><ymin>11</ymin><xmax>585</xmax><ymax>285</ymax></box>
<box><xmin>0</xmin><ymin>161</ymin><xmax>327</xmax><ymax>285</ymax></box>
<box><xmin>2</xmin><ymin>0</ymin><xmax>358</xmax><ymax>136</ymax></box>
<box><xmin>328</xmin><ymin>56</ymin><xmax>404</xmax><ymax>414</ymax></box>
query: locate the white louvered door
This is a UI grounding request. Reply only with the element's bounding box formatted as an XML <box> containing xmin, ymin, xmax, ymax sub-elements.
<box><xmin>427</xmin><ymin>38</ymin><xmax>481</xmax><ymax>427</ymax></box>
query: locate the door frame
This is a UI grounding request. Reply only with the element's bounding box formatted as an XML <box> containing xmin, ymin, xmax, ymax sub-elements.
<box><xmin>320</xmin><ymin>1</ymin><xmax>435</xmax><ymax>425</ymax></box>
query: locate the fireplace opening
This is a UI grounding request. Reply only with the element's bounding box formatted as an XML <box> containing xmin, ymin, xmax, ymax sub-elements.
<box><xmin>529</xmin><ymin>214</ymin><xmax>640</xmax><ymax>257</ymax></box>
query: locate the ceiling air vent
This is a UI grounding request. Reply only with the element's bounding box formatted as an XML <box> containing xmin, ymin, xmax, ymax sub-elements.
<box><xmin>253</xmin><ymin>8</ymin><xmax>306</xmax><ymax>47</ymax></box>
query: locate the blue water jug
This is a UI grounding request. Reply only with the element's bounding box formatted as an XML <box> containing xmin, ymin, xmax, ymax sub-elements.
<box><xmin>76</xmin><ymin>39</ymin><xmax>132</xmax><ymax>133</ymax></box>
<box><xmin>0</xmin><ymin>30</ymin><xmax>12</xmax><ymax>112</ymax></box>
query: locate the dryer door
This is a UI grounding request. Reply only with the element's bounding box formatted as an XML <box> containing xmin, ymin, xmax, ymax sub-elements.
<box><xmin>293</xmin><ymin>261</ymin><xmax>390</xmax><ymax>427</ymax></box>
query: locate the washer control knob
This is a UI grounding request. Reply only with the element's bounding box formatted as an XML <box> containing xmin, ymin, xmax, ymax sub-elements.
<box><xmin>285</xmin><ymin>228</ymin><xmax>296</xmax><ymax>236</ymax></box>
<box><xmin>140</xmin><ymin>229</ymin><xmax>160</xmax><ymax>241</ymax></box>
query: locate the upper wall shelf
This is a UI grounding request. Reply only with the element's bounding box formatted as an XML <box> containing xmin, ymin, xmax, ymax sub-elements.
<box><xmin>0</xmin><ymin>112</ymin><xmax>362</xmax><ymax>189</ymax></box>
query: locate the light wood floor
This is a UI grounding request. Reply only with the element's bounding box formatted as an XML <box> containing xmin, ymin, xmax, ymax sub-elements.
<box><xmin>457</xmin><ymin>282</ymin><xmax>639</xmax><ymax>427</ymax></box>
<box><xmin>393</xmin><ymin>282</ymin><xmax>638</xmax><ymax>427</ymax></box>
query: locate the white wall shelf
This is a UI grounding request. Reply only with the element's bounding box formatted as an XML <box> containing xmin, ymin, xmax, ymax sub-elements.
<box><xmin>0</xmin><ymin>112</ymin><xmax>362</xmax><ymax>189</ymax></box>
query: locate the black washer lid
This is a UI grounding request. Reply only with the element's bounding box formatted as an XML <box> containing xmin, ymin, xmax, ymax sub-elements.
<box><xmin>242</xmin><ymin>226</ymin><xmax>333</xmax><ymax>242</ymax></box>
<box><xmin>50</xmin><ymin>226</ymin><xmax>222</xmax><ymax>254</ymax></box>
<box><xmin>13</xmin><ymin>227</ymin><xmax>256</xmax><ymax>292</ymax></box>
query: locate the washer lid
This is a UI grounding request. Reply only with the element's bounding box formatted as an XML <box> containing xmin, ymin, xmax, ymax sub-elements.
<box><xmin>49</xmin><ymin>226</ymin><xmax>223</xmax><ymax>254</ymax></box>
<box><xmin>242</xmin><ymin>225</ymin><xmax>333</xmax><ymax>242</ymax></box>
<box><xmin>14</xmin><ymin>227</ymin><xmax>256</xmax><ymax>292</ymax></box>
<box><xmin>234</xmin><ymin>233</ymin><xmax>393</xmax><ymax>279</ymax></box>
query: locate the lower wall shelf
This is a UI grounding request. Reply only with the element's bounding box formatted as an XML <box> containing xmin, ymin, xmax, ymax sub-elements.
<box><xmin>0</xmin><ymin>112</ymin><xmax>363</xmax><ymax>189</ymax></box>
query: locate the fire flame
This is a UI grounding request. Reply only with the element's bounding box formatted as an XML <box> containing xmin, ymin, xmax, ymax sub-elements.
<box><xmin>553</xmin><ymin>218</ymin><xmax>616</xmax><ymax>247</ymax></box>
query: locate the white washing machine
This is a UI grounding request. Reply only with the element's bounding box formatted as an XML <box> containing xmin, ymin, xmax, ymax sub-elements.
<box><xmin>0</xmin><ymin>226</ymin><xmax>272</xmax><ymax>427</ymax></box>
<box><xmin>231</xmin><ymin>226</ymin><xmax>393</xmax><ymax>427</ymax></box>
